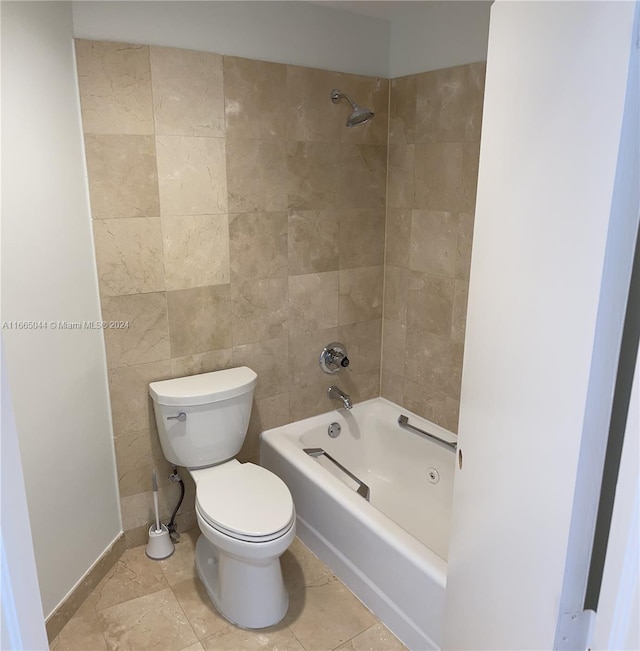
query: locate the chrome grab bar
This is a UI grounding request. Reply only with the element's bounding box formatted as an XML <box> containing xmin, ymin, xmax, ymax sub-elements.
<box><xmin>397</xmin><ymin>415</ymin><xmax>457</xmax><ymax>451</ymax></box>
<box><xmin>304</xmin><ymin>448</ymin><xmax>370</xmax><ymax>501</ymax></box>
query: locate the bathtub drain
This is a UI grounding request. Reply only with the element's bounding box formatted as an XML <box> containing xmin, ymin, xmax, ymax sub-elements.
<box><xmin>328</xmin><ymin>422</ymin><xmax>341</xmax><ymax>438</ymax></box>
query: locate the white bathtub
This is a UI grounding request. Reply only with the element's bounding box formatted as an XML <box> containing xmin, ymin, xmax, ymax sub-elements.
<box><xmin>260</xmin><ymin>397</ymin><xmax>456</xmax><ymax>650</ymax></box>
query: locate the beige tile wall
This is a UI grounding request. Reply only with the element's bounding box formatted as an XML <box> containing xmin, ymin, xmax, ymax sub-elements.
<box><xmin>76</xmin><ymin>40</ymin><xmax>388</xmax><ymax>544</ymax></box>
<box><xmin>381</xmin><ymin>63</ymin><xmax>485</xmax><ymax>432</ymax></box>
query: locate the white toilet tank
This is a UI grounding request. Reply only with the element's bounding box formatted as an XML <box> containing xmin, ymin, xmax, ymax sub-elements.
<box><xmin>149</xmin><ymin>367</ymin><xmax>257</xmax><ymax>469</ymax></box>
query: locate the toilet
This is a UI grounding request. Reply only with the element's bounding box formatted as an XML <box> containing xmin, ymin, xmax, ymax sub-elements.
<box><xmin>148</xmin><ymin>366</ymin><xmax>296</xmax><ymax>629</ymax></box>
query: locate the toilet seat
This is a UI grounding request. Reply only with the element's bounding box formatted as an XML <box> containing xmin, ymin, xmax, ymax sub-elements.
<box><xmin>194</xmin><ymin>463</ymin><xmax>295</xmax><ymax>543</ymax></box>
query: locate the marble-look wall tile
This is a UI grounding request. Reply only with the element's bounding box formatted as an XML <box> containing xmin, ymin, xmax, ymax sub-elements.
<box><xmin>224</xmin><ymin>56</ymin><xmax>287</xmax><ymax>140</ymax></box>
<box><xmin>162</xmin><ymin>214</ymin><xmax>230</xmax><ymax>290</ymax></box>
<box><xmin>389</xmin><ymin>75</ymin><xmax>416</xmax><ymax>144</ymax></box>
<box><xmin>409</xmin><ymin>210</ymin><xmax>457</xmax><ymax>277</ymax></box>
<box><xmin>231</xmin><ymin>338</ymin><xmax>289</xmax><ymax>399</ymax></box>
<box><xmin>463</xmin><ymin>140</ymin><xmax>481</xmax><ymax>211</ymax></box>
<box><xmin>150</xmin><ymin>47</ymin><xmax>224</xmax><ymax>137</ymax></box>
<box><xmin>114</xmin><ymin>428</ymin><xmax>172</xmax><ymax>498</ymax></box>
<box><xmin>405</xmin><ymin>330</ymin><xmax>459</xmax><ymax>399</ymax></box>
<box><xmin>414</xmin><ymin>142</ymin><xmax>465</xmax><ymax>212</ymax></box>
<box><xmin>385</xmin><ymin>209</ymin><xmax>411</xmax><ymax>269</ymax></box>
<box><xmin>241</xmin><ymin>393</ymin><xmax>291</xmax><ymax>461</ymax></box>
<box><xmin>456</xmin><ymin>212</ymin><xmax>475</xmax><ymax>280</ymax></box>
<box><xmin>466</xmin><ymin>62</ymin><xmax>487</xmax><ymax>142</ymax></box>
<box><xmin>75</xmin><ymin>40</ymin><xmax>154</xmax><ymax>135</ymax></box>
<box><xmin>231</xmin><ymin>278</ymin><xmax>288</xmax><ymax>345</ymax></box>
<box><xmin>406</xmin><ymin>272</ymin><xmax>455</xmax><ymax>337</ymax></box>
<box><xmin>288</xmin><ymin>210</ymin><xmax>339</xmax><ymax>275</ymax></box>
<box><xmin>288</xmin><ymin>272</ymin><xmax>339</xmax><ymax>335</ymax></box>
<box><xmin>171</xmin><ymin>349</ymin><xmax>233</xmax><ymax>378</ymax></box>
<box><xmin>120</xmin><ymin>472</ymin><xmax>195</xmax><ymax>531</ymax></box>
<box><xmin>84</xmin><ymin>135</ymin><xmax>159</xmax><ymax>219</ymax></box>
<box><xmin>383</xmin><ymin>266</ymin><xmax>409</xmax><ymax>325</ymax></box>
<box><xmin>289</xmin><ymin>381</ymin><xmax>340</xmax><ymax>422</ymax></box>
<box><xmin>335</xmin><ymin>367</ymin><xmax>380</xmax><ymax>404</ymax></box>
<box><xmin>452</xmin><ymin>280</ymin><xmax>469</xmax><ymax>346</ymax></box>
<box><xmin>382</xmin><ymin>319</ymin><xmax>407</xmax><ymax>377</ymax></box>
<box><xmin>381</xmin><ymin>369</ymin><xmax>404</xmax><ymax>406</ymax></box>
<box><xmin>156</xmin><ymin>136</ymin><xmax>227</xmax><ymax>215</ymax></box>
<box><xmin>387</xmin><ymin>145</ymin><xmax>415</xmax><ymax>209</ymax></box>
<box><xmin>415</xmin><ymin>65</ymin><xmax>469</xmax><ymax>143</ymax></box>
<box><xmin>339</xmin><ymin>266</ymin><xmax>383</xmax><ymax>325</ymax></box>
<box><xmin>340</xmin><ymin>319</ymin><xmax>382</xmax><ymax>374</ymax></box>
<box><xmin>286</xmin><ymin>142</ymin><xmax>340</xmax><ymax>210</ymax></box>
<box><xmin>93</xmin><ymin>218</ymin><xmax>165</xmax><ymax>296</ymax></box>
<box><xmin>383</xmin><ymin>62</ymin><xmax>484</xmax><ymax>434</ymax></box>
<box><xmin>226</xmin><ymin>139</ymin><xmax>287</xmax><ymax>213</ymax></box>
<box><xmin>403</xmin><ymin>379</ymin><xmax>459</xmax><ymax>432</ymax></box>
<box><xmin>339</xmin><ymin>209</ymin><xmax>385</xmax><ymax>270</ymax></box>
<box><xmin>229</xmin><ymin>212</ymin><xmax>288</xmax><ymax>282</ymax></box>
<box><xmin>101</xmin><ymin>293</ymin><xmax>170</xmax><ymax>368</ymax></box>
<box><xmin>286</xmin><ymin>65</ymin><xmax>342</xmax><ymax>143</ymax></box>
<box><xmin>339</xmin><ymin>144</ymin><xmax>387</xmax><ymax>209</ymax></box>
<box><xmin>167</xmin><ymin>285</ymin><xmax>232</xmax><ymax>356</ymax></box>
<box><xmin>108</xmin><ymin>360</ymin><xmax>173</xmax><ymax>436</ymax></box>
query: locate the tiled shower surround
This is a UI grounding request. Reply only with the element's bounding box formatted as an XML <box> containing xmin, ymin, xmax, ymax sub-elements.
<box><xmin>75</xmin><ymin>40</ymin><xmax>483</xmax><ymax>544</ymax></box>
<box><xmin>381</xmin><ymin>64</ymin><xmax>484</xmax><ymax>431</ymax></box>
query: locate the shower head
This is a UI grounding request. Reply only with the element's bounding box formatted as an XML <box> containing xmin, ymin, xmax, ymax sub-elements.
<box><xmin>331</xmin><ymin>89</ymin><xmax>374</xmax><ymax>128</ymax></box>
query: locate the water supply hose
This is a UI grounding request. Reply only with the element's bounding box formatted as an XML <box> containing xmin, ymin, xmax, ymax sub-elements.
<box><xmin>167</xmin><ymin>466</ymin><xmax>184</xmax><ymax>541</ymax></box>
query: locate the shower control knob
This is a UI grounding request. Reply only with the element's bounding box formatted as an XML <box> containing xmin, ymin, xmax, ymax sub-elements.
<box><xmin>319</xmin><ymin>342</ymin><xmax>350</xmax><ymax>374</ymax></box>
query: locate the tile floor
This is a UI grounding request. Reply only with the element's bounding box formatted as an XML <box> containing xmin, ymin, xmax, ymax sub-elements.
<box><xmin>50</xmin><ymin>530</ymin><xmax>407</xmax><ymax>651</ymax></box>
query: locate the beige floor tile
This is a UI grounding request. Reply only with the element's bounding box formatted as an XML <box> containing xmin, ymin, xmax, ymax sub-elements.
<box><xmin>281</xmin><ymin>538</ymin><xmax>335</xmax><ymax>593</ymax></box>
<box><xmin>92</xmin><ymin>546</ymin><xmax>169</xmax><ymax>611</ymax></box>
<box><xmin>99</xmin><ymin>588</ymin><xmax>198</xmax><ymax>651</ymax></box>
<box><xmin>200</xmin><ymin>624</ymin><xmax>304</xmax><ymax>651</ymax></box>
<box><xmin>159</xmin><ymin>528</ymin><xmax>199</xmax><ymax>586</ymax></box>
<box><xmin>337</xmin><ymin>623</ymin><xmax>408</xmax><ymax>651</ymax></box>
<box><xmin>54</xmin><ymin>537</ymin><xmax>406</xmax><ymax>651</ymax></box>
<box><xmin>171</xmin><ymin>576</ymin><xmax>228</xmax><ymax>640</ymax></box>
<box><xmin>286</xmin><ymin>577</ymin><xmax>376</xmax><ymax>651</ymax></box>
<box><xmin>50</xmin><ymin>612</ymin><xmax>108</xmax><ymax>651</ymax></box>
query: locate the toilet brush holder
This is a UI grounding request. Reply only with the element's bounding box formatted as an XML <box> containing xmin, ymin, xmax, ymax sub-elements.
<box><xmin>145</xmin><ymin>524</ymin><xmax>174</xmax><ymax>560</ymax></box>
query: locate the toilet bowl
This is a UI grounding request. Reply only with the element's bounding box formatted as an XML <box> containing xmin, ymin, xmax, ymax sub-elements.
<box><xmin>190</xmin><ymin>460</ymin><xmax>296</xmax><ymax>628</ymax></box>
<box><xmin>149</xmin><ymin>367</ymin><xmax>296</xmax><ymax>629</ymax></box>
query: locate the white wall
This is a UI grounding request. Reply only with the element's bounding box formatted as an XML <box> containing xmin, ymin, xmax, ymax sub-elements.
<box><xmin>1</xmin><ymin>348</ymin><xmax>49</xmax><ymax>651</ymax></box>
<box><xmin>1</xmin><ymin>0</ymin><xmax>121</xmax><ymax>618</ymax></box>
<box><xmin>389</xmin><ymin>1</ymin><xmax>491</xmax><ymax>77</ymax></box>
<box><xmin>72</xmin><ymin>1</ymin><xmax>390</xmax><ymax>77</ymax></box>
<box><xmin>442</xmin><ymin>1</ymin><xmax>637</xmax><ymax>649</ymax></box>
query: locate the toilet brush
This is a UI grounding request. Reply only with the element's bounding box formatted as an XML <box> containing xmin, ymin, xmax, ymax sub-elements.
<box><xmin>145</xmin><ymin>470</ymin><xmax>174</xmax><ymax>560</ymax></box>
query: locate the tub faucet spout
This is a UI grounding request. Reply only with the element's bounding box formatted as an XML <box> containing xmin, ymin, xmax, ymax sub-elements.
<box><xmin>327</xmin><ymin>385</ymin><xmax>352</xmax><ymax>410</ymax></box>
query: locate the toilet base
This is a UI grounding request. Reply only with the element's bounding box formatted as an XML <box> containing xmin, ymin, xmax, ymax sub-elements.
<box><xmin>195</xmin><ymin>534</ymin><xmax>290</xmax><ymax>629</ymax></box>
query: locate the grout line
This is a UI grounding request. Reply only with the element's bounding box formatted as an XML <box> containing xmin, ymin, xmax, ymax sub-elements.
<box><xmin>169</xmin><ymin>583</ymin><xmax>202</xmax><ymax>646</ymax></box>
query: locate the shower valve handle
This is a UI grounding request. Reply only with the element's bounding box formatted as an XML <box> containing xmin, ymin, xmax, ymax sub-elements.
<box><xmin>320</xmin><ymin>342</ymin><xmax>350</xmax><ymax>374</ymax></box>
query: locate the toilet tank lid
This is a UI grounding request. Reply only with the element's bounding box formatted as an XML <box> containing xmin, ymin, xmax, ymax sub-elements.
<box><xmin>149</xmin><ymin>367</ymin><xmax>257</xmax><ymax>406</ymax></box>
